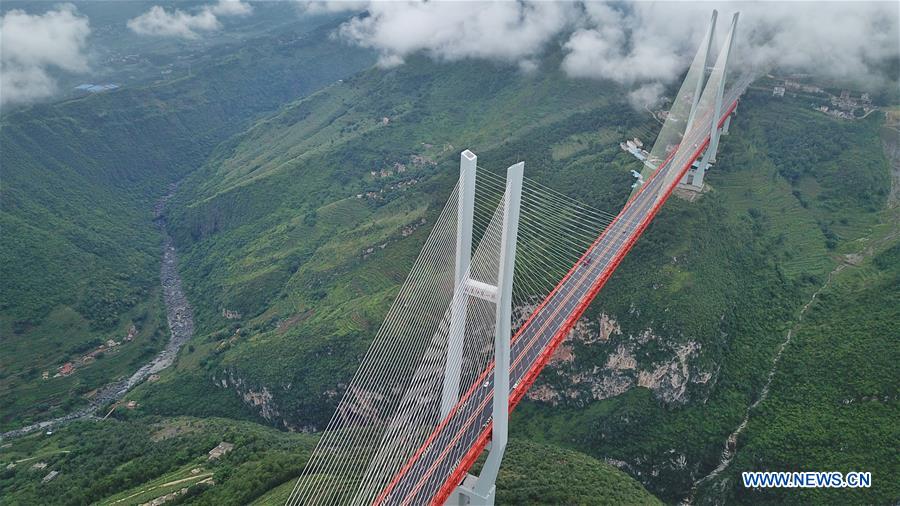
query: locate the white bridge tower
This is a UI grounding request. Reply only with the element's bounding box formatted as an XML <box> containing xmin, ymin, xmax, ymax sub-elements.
<box><xmin>680</xmin><ymin>12</ymin><xmax>740</xmax><ymax>191</ymax></box>
<box><xmin>441</xmin><ymin>150</ymin><xmax>523</xmax><ymax>505</ymax></box>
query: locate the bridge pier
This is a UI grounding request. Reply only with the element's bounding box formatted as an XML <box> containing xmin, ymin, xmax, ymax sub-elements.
<box><xmin>450</xmin><ymin>473</ymin><xmax>494</xmax><ymax>505</ymax></box>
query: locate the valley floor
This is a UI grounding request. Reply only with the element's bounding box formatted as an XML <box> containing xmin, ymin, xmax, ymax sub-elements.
<box><xmin>1</xmin><ymin>190</ymin><xmax>195</xmax><ymax>441</ymax></box>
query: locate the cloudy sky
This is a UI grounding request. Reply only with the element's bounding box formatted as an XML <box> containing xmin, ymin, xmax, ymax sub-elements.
<box><xmin>127</xmin><ymin>0</ymin><xmax>253</xmax><ymax>39</ymax></box>
<box><xmin>1</xmin><ymin>1</ymin><xmax>897</xmax><ymax>106</ymax></box>
<box><xmin>333</xmin><ymin>2</ymin><xmax>898</xmax><ymax>90</ymax></box>
<box><xmin>1</xmin><ymin>4</ymin><xmax>91</xmax><ymax>105</ymax></box>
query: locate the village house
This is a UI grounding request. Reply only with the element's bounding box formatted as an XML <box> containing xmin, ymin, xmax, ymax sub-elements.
<box><xmin>208</xmin><ymin>442</ymin><xmax>235</xmax><ymax>460</ymax></box>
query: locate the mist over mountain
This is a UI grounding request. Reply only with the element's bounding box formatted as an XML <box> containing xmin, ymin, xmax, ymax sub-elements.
<box><xmin>2</xmin><ymin>1</ymin><xmax>896</xmax><ymax>107</ymax></box>
<box><xmin>329</xmin><ymin>1</ymin><xmax>899</xmax><ymax>101</ymax></box>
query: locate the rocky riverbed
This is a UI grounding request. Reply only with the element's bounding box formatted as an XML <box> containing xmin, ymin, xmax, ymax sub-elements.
<box><xmin>1</xmin><ymin>188</ymin><xmax>194</xmax><ymax>441</ymax></box>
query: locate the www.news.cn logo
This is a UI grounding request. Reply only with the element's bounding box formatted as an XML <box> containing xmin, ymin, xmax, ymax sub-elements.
<box><xmin>742</xmin><ymin>471</ymin><xmax>872</xmax><ymax>489</ymax></box>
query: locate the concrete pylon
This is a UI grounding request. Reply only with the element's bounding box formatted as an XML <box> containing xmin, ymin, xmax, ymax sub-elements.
<box><xmin>449</xmin><ymin>161</ymin><xmax>524</xmax><ymax>506</ymax></box>
<box><xmin>692</xmin><ymin>12</ymin><xmax>739</xmax><ymax>189</ymax></box>
<box><xmin>679</xmin><ymin>10</ymin><xmax>718</xmax><ymax>187</ymax></box>
<box><xmin>685</xmin><ymin>10</ymin><xmax>718</xmax><ymax>135</ymax></box>
<box><xmin>441</xmin><ymin>150</ymin><xmax>477</xmax><ymax>418</ymax></box>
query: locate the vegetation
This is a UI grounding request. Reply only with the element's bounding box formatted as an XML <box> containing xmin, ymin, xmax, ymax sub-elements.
<box><xmin>0</xmin><ymin>16</ymin><xmax>375</xmax><ymax>430</ymax></box>
<box><xmin>510</xmin><ymin>91</ymin><xmax>894</xmax><ymax>502</ymax></box>
<box><xmin>250</xmin><ymin>438</ymin><xmax>662</xmax><ymax>506</ymax></box>
<box><xmin>0</xmin><ymin>417</ymin><xmax>317</xmax><ymax>506</ymax></box>
<box><xmin>692</xmin><ymin>216</ymin><xmax>900</xmax><ymax>502</ymax></box>
<box><xmin>155</xmin><ymin>52</ymin><xmax>645</xmax><ymax>429</ymax></box>
<box><xmin>133</xmin><ymin>60</ymin><xmax>893</xmax><ymax>504</ymax></box>
<box><xmin>1</xmin><ymin>9</ymin><xmax>894</xmax><ymax>504</ymax></box>
<box><xmin>496</xmin><ymin>439</ymin><xmax>662</xmax><ymax>505</ymax></box>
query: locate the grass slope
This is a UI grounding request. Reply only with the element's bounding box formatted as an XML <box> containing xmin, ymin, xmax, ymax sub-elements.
<box><xmin>0</xmin><ymin>416</ymin><xmax>317</xmax><ymax>506</ymax></box>
<box><xmin>691</xmin><ymin>124</ymin><xmax>900</xmax><ymax>505</ymax></box>
<box><xmin>147</xmin><ymin>63</ymin><xmax>890</xmax><ymax>504</ymax></box>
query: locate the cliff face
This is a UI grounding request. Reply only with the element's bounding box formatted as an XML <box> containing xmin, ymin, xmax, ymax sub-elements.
<box><xmin>214</xmin><ymin>370</ymin><xmax>279</xmax><ymax>422</ymax></box>
<box><xmin>213</xmin><ymin>367</ymin><xmax>333</xmax><ymax>432</ymax></box>
<box><xmin>527</xmin><ymin>312</ymin><xmax>717</xmax><ymax>407</ymax></box>
<box><xmin>212</xmin><ymin>309</ymin><xmax>718</xmax><ymax>430</ymax></box>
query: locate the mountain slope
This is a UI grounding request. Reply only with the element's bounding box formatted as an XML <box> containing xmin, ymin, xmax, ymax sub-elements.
<box><xmin>5</xmin><ymin>34</ymin><xmax>889</xmax><ymax>503</ymax></box>
<box><xmin>144</xmin><ymin>72</ymin><xmax>892</xmax><ymax>504</ymax></box>
<box><xmin>251</xmin><ymin>439</ymin><xmax>662</xmax><ymax>506</ymax></box>
<box><xmin>690</xmin><ymin>117</ymin><xmax>900</xmax><ymax>505</ymax></box>
<box><xmin>0</xmin><ymin>18</ymin><xmax>375</xmax><ymax>430</ymax></box>
<box><xmin>145</xmin><ymin>54</ymin><xmax>648</xmax><ymax>428</ymax></box>
<box><xmin>509</xmin><ymin>93</ymin><xmax>894</xmax><ymax>502</ymax></box>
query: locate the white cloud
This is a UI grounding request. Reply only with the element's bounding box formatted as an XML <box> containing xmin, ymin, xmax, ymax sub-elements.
<box><xmin>127</xmin><ymin>6</ymin><xmax>219</xmax><ymax>39</ymax></box>
<box><xmin>628</xmin><ymin>82</ymin><xmax>666</xmax><ymax>110</ymax></box>
<box><xmin>0</xmin><ymin>3</ymin><xmax>91</xmax><ymax>106</ymax></box>
<box><xmin>337</xmin><ymin>1</ymin><xmax>577</xmax><ymax>67</ymax></box>
<box><xmin>562</xmin><ymin>2</ymin><xmax>695</xmax><ymax>85</ymax></box>
<box><xmin>210</xmin><ymin>0</ymin><xmax>253</xmax><ymax>17</ymax></box>
<box><xmin>327</xmin><ymin>1</ymin><xmax>898</xmax><ymax>98</ymax></box>
<box><xmin>295</xmin><ymin>1</ymin><xmax>369</xmax><ymax>15</ymax></box>
<box><xmin>127</xmin><ymin>0</ymin><xmax>252</xmax><ymax>39</ymax></box>
<box><xmin>563</xmin><ymin>2</ymin><xmax>899</xmax><ymax>87</ymax></box>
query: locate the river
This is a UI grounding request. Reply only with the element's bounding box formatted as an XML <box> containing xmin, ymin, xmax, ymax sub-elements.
<box><xmin>0</xmin><ymin>187</ymin><xmax>194</xmax><ymax>441</ymax></box>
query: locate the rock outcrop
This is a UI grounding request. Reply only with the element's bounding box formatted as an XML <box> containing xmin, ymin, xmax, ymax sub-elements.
<box><xmin>526</xmin><ymin>313</ymin><xmax>715</xmax><ymax>406</ymax></box>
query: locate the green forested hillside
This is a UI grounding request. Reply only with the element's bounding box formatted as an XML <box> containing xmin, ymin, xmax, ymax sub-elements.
<box><xmin>0</xmin><ymin>18</ymin><xmax>375</xmax><ymax>429</ymax></box>
<box><xmin>2</xmin><ymin>15</ymin><xmax>895</xmax><ymax>504</ymax></box>
<box><xmin>138</xmin><ymin>69</ymin><xmax>894</xmax><ymax>504</ymax></box>
<box><xmin>250</xmin><ymin>439</ymin><xmax>662</xmax><ymax>506</ymax></box>
<box><xmin>143</xmin><ymin>53</ymin><xmax>647</xmax><ymax>428</ymax></box>
<box><xmin>495</xmin><ymin>440</ymin><xmax>663</xmax><ymax>505</ymax></box>
<box><xmin>510</xmin><ymin>92</ymin><xmax>895</xmax><ymax>502</ymax></box>
<box><xmin>695</xmin><ymin>239</ymin><xmax>900</xmax><ymax>505</ymax></box>
<box><xmin>1</xmin><ymin>417</ymin><xmax>661</xmax><ymax>506</ymax></box>
<box><xmin>690</xmin><ymin>123</ymin><xmax>900</xmax><ymax>504</ymax></box>
<box><xmin>135</xmin><ymin>66</ymin><xmax>889</xmax><ymax>500</ymax></box>
<box><xmin>0</xmin><ymin>416</ymin><xmax>318</xmax><ymax>506</ymax></box>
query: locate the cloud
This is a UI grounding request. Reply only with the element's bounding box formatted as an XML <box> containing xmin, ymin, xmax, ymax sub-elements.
<box><xmin>327</xmin><ymin>1</ymin><xmax>898</xmax><ymax>98</ymax></box>
<box><xmin>209</xmin><ymin>0</ymin><xmax>253</xmax><ymax>17</ymax></box>
<box><xmin>562</xmin><ymin>2</ymin><xmax>697</xmax><ymax>85</ymax></box>
<box><xmin>127</xmin><ymin>0</ymin><xmax>252</xmax><ymax>39</ymax></box>
<box><xmin>628</xmin><ymin>82</ymin><xmax>666</xmax><ymax>110</ymax></box>
<box><xmin>564</xmin><ymin>2</ymin><xmax>899</xmax><ymax>86</ymax></box>
<box><xmin>732</xmin><ymin>2</ymin><xmax>899</xmax><ymax>83</ymax></box>
<box><xmin>295</xmin><ymin>1</ymin><xmax>369</xmax><ymax>15</ymax></box>
<box><xmin>336</xmin><ymin>1</ymin><xmax>577</xmax><ymax>67</ymax></box>
<box><xmin>0</xmin><ymin>3</ymin><xmax>91</xmax><ymax>106</ymax></box>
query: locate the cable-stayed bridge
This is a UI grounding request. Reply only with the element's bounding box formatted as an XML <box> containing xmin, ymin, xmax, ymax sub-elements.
<box><xmin>288</xmin><ymin>11</ymin><xmax>750</xmax><ymax>506</ymax></box>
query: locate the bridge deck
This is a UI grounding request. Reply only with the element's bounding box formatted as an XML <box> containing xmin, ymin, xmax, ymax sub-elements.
<box><xmin>376</xmin><ymin>91</ymin><xmax>744</xmax><ymax>506</ymax></box>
